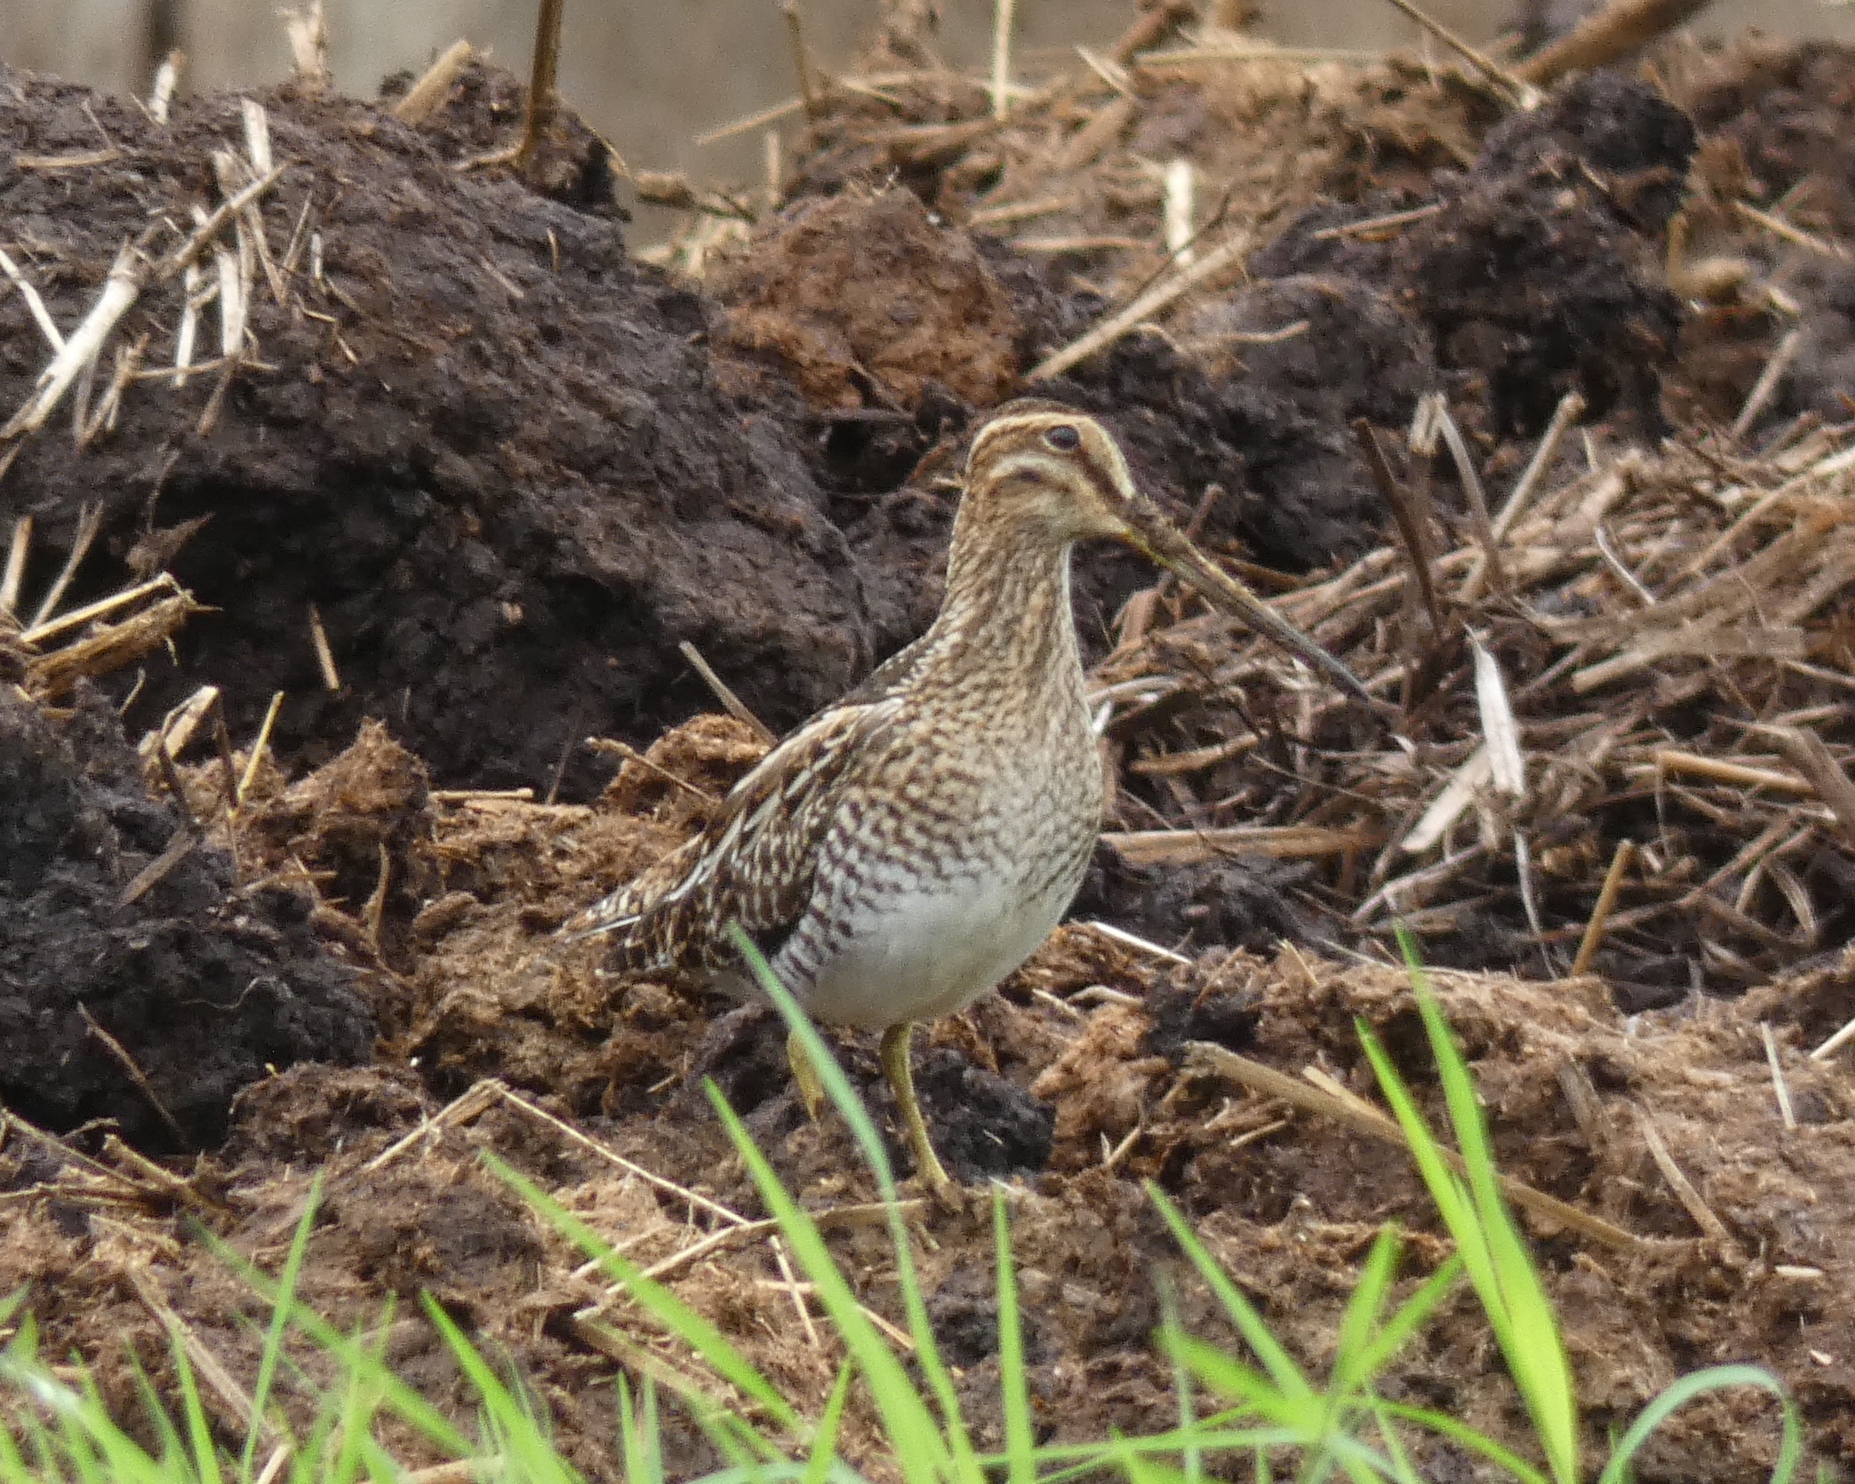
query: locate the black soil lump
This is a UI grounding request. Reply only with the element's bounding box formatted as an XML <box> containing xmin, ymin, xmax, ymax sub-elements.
<box><xmin>0</xmin><ymin>66</ymin><xmax>872</xmax><ymax>794</ymax></box>
<box><xmin>1404</xmin><ymin>74</ymin><xmax>1694</xmax><ymax>433</ymax></box>
<box><xmin>0</xmin><ymin>686</ymin><xmax>374</xmax><ymax>1150</ymax></box>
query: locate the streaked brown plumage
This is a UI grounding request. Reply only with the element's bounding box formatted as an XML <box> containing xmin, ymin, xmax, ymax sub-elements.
<box><xmin>567</xmin><ymin>401</ymin><xmax>1366</xmax><ymax>1194</ymax></box>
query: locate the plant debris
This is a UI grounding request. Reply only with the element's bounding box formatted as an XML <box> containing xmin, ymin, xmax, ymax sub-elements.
<box><xmin>4</xmin><ymin>12</ymin><xmax>1855</xmax><ymax>1477</ymax></box>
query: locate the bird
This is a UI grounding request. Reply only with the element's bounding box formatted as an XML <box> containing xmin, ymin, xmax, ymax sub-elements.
<box><xmin>566</xmin><ymin>400</ymin><xmax>1368</xmax><ymax>1197</ymax></box>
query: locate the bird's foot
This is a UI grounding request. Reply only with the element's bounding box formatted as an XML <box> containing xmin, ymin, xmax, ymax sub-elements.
<box><xmin>879</xmin><ymin>1022</ymin><xmax>964</xmax><ymax>1212</ymax></box>
<box><xmin>786</xmin><ymin>1028</ymin><xmax>828</xmax><ymax>1123</ymax></box>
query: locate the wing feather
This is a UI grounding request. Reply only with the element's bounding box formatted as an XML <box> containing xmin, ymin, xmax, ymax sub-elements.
<box><xmin>566</xmin><ymin>698</ymin><xmax>899</xmax><ymax>978</ymax></box>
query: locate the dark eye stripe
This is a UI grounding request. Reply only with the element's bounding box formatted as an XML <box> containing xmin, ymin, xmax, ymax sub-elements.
<box><xmin>1044</xmin><ymin>424</ymin><xmax>1080</xmax><ymax>452</ymax></box>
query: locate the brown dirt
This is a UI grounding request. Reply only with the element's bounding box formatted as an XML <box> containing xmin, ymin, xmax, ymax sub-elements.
<box><xmin>4</xmin><ymin>24</ymin><xmax>1855</xmax><ymax>1483</ymax></box>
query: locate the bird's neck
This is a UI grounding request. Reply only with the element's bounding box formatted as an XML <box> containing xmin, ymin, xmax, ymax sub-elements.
<box><xmin>914</xmin><ymin>514</ymin><xmax>1086</xmax><ymax>708</ymax></box>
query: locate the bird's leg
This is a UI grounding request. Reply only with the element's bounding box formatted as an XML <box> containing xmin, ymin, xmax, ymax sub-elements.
<box><xmin>787</xmin><ymin>1028</ymin><xmax>828</xmax><ymax>1122</ymax></box>
<box><xmin>878</xmin><ymin>1022</ymin><xmax>955</xmax><ymax>1200</ymax></box>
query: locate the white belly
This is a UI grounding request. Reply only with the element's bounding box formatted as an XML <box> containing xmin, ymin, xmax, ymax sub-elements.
<box><xmin>801</xmin><ymin>869</ymin><xmax>1076</xmax><ymax>1027</ymax></box>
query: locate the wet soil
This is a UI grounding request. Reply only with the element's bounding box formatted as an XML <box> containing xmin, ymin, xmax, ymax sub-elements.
<box><xmin>3</xmin><ymin>29</ymin><xmax>1855</xmax><ymax>1483</ymax></box>
<box><xmin>0</xmin><ymin>64</ymin><xmax>872</xmax><ymax>795</ymax></box>
<box><xmin>0</xmin><ymin>685</ymin><xmax>372</xmax><ymax>1149</ymax></box>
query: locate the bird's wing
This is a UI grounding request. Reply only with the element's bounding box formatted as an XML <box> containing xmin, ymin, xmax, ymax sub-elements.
<box><xmin>565</xmin><ymin>697</ymin><xmax>902</xmax><ymax>978</ymax></box>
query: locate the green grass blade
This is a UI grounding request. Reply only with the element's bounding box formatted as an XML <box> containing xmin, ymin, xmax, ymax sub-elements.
<box><xmin>644</xmin><ymin>1380</ymin><xmax>673</xmax><ymax>1484</ymax></box>
<box><xmin>239</xmin><ymin>1178</ymin><xmax>320</xmax><ymax>1483</ymax></box>
<box><xmin>488</xmin><ymin>1155</ymin><xmax>799</xmax><ymax>1443</ymax></box>
<box><xmin>1372</xmin><ymin>1401</ymin><xmax>1551</xmax><ymax>1484</ymax></box>
<box><xmin>1154</xmin><ymin>1332</ymin><xmax>1298</xmax><ymax>1429</ymax></box>
<box><xmin>1596</xmin><ymin>1366</ymin><xmax>1799</xmax><ymax>1484</ymax></box>
<box><xmin>164</xmin><ymin>1330</ymin><xmax>223</xmax><ymax>1484</ymax></box>
<box><xmin>1389</xmin><ymin>932</ymin><xmax>1579</xmax><ymax>1484</ymax></box>
<box><xmin>1154</xmin><ymin>1276</ymin><xmax>1201</xmax><ymax>1484</ymax></box>
<box><xmin>1345</xmin><ymin>1254</ymin><xmax>1464</xmax><ymax>1388</ymax></box>
<box><xmin>1368</xmin><ymin>1404</ymin><xmax>1425</xmax><ymax>1484</ymax></box>
<box><xmin>729</xmin><ymin>927</ymin><xmax>976</xmax><ymax>1476</ymax></box>
<box><xmin>708</xmin><ymin>1085</ymin><xmax>953</xmax><ymax>1484</ymax></box>
<box><xmin>192</xmin><ymin>1233</ymin><xmax>469</xmax><ymax>1459</ymax></box>
<box><xmin>1328</xmin><ymin>1227</ymin><xmax>1401</xmax><ymax>1399</ymax></box>
<box><xmin>993</xmin><ymin>1187</ymin><xmax>1036</xmax><ymax>1484</ymax></box>
<box><xmin>801</xmin><ymin>1364</ymin><xmax>854</xmax><ymax>1484</ymax></box>
<box><xmin>420</xmin><ymin>1296</ymin><xmax>576</xmax><ymax>1484</ymax></box>
<box><xmin>1146</xmin><ymin>1183</ymin><xmax>1312</xmax><ymax>1402</ymax></box>
<box><xmin>1353</xmin><ymin>1024</ymin><xmax>1496</xmax><ymax>1319</ymax></box>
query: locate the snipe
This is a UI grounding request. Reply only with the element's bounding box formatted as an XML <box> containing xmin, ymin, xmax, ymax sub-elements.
<box><xmin>567</xmin><ymin>401</ymin><xmax>1366</xmax><ymax>1197</ymax></box>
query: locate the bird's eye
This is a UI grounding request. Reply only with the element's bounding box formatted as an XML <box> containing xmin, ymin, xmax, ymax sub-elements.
<box><xmin>1044</xmin><ymin>424</ymin><xmax>1081</xmax><ymax>452</ymax></box>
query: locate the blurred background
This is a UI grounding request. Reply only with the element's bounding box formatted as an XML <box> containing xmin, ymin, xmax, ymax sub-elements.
<box><xmin>4</xmin><ymin>0</ymin><xmax>1853</xmax><ymax>187</ymax></box>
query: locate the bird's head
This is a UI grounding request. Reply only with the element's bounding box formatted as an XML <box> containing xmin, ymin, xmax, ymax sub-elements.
<box><xmin>964</xmin><ymin>401</ymin><xmax>1369</xmax><ymax>702</ymax></box>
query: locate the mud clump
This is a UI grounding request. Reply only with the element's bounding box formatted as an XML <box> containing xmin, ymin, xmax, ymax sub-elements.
<box><xmin>711</xmin><ymin>188</ymin><xmax>1022</xmax><ymax>412</ymax></box>
<box><xmin>1684</xmin><ymin>40</ymin><xmax>1855</xmax><ymax>240</ymax></box>
<box><xmin>0</xmin><ymin>686</ymin><xmax>373</xmax><ymax>1149</ymax></box>
<box><xmin>0</xmin><ymin>66</ymin><xmax>870</xmax><ymax>795</ymax></box>
<box><xmin>1261</xmin><ymin>71</ymin><xmax>1694</xmax><ymax>436</ymax></box>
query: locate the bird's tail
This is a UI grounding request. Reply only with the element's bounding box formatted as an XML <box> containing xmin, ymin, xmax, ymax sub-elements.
<box><xmin>556</xmin><ymin>892</ymin><xmax>640</xmax><ymax>943</ymax></box>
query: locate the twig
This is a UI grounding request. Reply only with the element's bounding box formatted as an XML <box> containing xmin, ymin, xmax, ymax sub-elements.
<box><xmin>768</xmin><ymin>1235</ymin><xmax>821</xmax><ymax>1350</ymax></box>
<box><xmin>1372</xmin><ymin>0</ymin><xmax>1536</xmax><ymax>105</ymax></box>
<box><xmin>695</xmin><ymin>96</ymin><xmax>807</xmax><ymax>147</ymax></box>
<box><xmin>781</xmin><ymin>2</ymin><xmax>822</xmax><ymax>121</ymax></box>
<box><xmin>587</xmin><ymin>737</ymin><xmax>718</xmax><ymax>803</ymax></box>
<box><xmin>125</xmin><ymin>1264</ymin><xmax>278</xmax><ymax>1444</ymax></box>
<box><xmin>1634</xmin><ymin>1106</ymin><xmax>1733</xmax><ymax>1244</ymax></box>
<box><xmin>1571</xmin><ymin>839</ymin><xmax>1633</xmax><ymax>977</ymax></box>
<box><xmin>393</xmin><ymin>39</ymin><xmax>475</xmax><ymax>125</ymax></box>
<box><xmin>1311</xmin><ymin>203</ymin><xmax>1444</xmax><ymax>241</ymax></box>
<box><xmin>152</xmin><ymin>165</ymin><xmax>288</xmax><ymax>284</ymax></box>
<box><xmin>280</xmin><ymin>0</ymin><xmax>329</xmax><ymax>89</ymax></box>
<box><xmin>1593</xmin><ymin>523</ymin><xmax>1655</xmax><ymax>606</ymax></box>
<box><xmin>2</xmin><ymin>246</ymin><xmax>144</xmax><ymax>441</ymax></box>
<box><xmin>27</xmin><ymin>575</ymin><xmax>182</xmax><ymax>649</ymax></box>
<box><xmin>0</xmin><ymin>247</ymin><xmax>65</xmax><ymax>351</ymax></box>
<box><xmin>678</xmin><ymin>640</ymin><xmax>775</xmax><ymax>745</ymax></box>
<box><xmin>102</xmin><ymin>1134</ymin><xmax>227</xmax><ymax>1217</ymax></box>
<box><xmin>1812</xmin><ymin>1012</ymin><xmax>1855</xmax><ymax>1063</ymax></box>
<box><xmin>28</xmin><ymin>504</ymin><xmax>103</xmax><ymax>631</ymax></box>
<box><xmin>308</xmin><ymin>603</ymin><xmax>341</xmax><ymax>691</ymax></box>
<box><xmin>1731</xmin><ymin>327</ymin><xmax>1804</xmax><ymax>443</ymax></box>
<box><xmin>1492</xmin><ymin>392</ymin><xmax>1583</xmax><ymax>541</ymax></box>
<box><xmin>1354</xmin><ymin>419</ymin><xmax>1441</xmax><ymax>636</ymax></box>
<box><xmin>1184</xmin><ymin>1041</ymin><xmax>1643</xmax><ymax>1251</ymax></box>
<box><xmin>1654</xmin><ymin>749</ymin><xmax>1811</xmax><ymax>795</ymax></box>
<box><xmin>989</xmin><ymin>0</ymin><xmax>1019</xmax><ymax>120</ymax></box>
<box><xmin>1769</xmin><ymin>728</ymin><xmax>1855</xmax><ymax>849</ymax></box>
<box><xmin>1102</xmin><ymin>824</ymin><xmax>1384</xmax><ymax>864</ymax></box>
<box><xmin>1083</xmin><ymin>919</ymin><xmax>1191</xmax><ymax>964</ymax></box>
<box><xmin>1029</xmin><ymin>230</ymin><xmax>1252</xmax><ymax>381</ymax></box>
<box><xmin>78</xmin><ymin>1005</ymin><xmax>188</xmax><ymax>1145</ymax></box>
<box><xmin>0</xmin><ymin>515</ymin><xmax>29</xmax><ymax>621</ymax></box>
<box><xmin>238</xmin><ymin>691</ymin><xmax>286</xmax><ymax>802</ymax></box>
<box><xmin>1515</xmin><ymin>0</ymin><xmax>1713</xmax><ymax>86</ymax></box>
<box><xmin>516</xmin><ymin>0</ymin><xmax>565</xmax><ymax>172</ymax></box>
<box><xmin>148</xmin><ymin>50</ymin><xmax>183</xmax><ymax>124</ymax></box>
<box><xmin>358</xmin><ymin>1080</ymin><xmax>504</xmax><ymax>1174</ymax></box>
<box><xmin>1429</xmin><ymin>398</ymin><xmax>1507</xmax><ymax>596</ymax></box>
<box><xmin>495</xmin><ymin>1085</ymin><xmax>753</xmax><ymax>1228</ymax></box>
<box><xmin>1162</xmin><ymin>159</ymin><xmax>1196</xmax><ymax>262</ymax></box>
<box><xmin>1732</xmin><ymin>201</ymin><xmax>1850</xmax><ymax>263</ymax></box>
<box><xmin>1470</xmin><ymin>632</ymin><xmax>1525</xmax><ymax>799</ymax></box>
<box><xmin>1759</xmin><ymin>1023</ymin><xmax>1796</xmax><ymax>1130</ymax></box>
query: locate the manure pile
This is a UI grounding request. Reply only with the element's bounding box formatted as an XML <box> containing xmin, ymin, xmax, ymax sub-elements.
<box><xmin>3</xmin><ymin>13</ymin><xmax>1854</xmax><ymax>1476</ymax></box>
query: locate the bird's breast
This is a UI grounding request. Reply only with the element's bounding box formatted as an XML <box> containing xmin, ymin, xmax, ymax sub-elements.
<box><xmin>781</xmin><ymin>718</ymin><xmax>1102</xmax><ymax>1027</ymax></box>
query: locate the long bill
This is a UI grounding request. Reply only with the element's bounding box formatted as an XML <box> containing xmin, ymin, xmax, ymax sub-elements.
<box><xmin>1126</xmin><ymin>506</ymin><xmax>1371</xmax><ymax>704</ymax></box>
